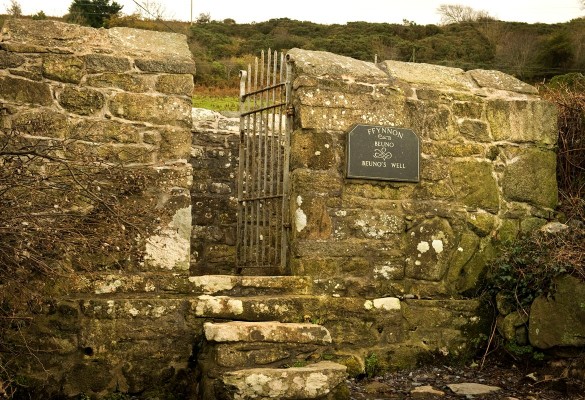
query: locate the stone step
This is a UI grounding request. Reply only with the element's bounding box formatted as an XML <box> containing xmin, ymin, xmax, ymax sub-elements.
<box><xmin>193</xmin><ymin>294</ymin><xmax>377</xmax><ymax>322</ymax></box>
<box><xmin>200</xmin><ymin>321</ymin><xmax>334</xmax><ymax>371</ymax></box>
<box><xmin>204</xmin><ymin>321</ymin><xmax>332</xmax><ymax>345</ymax></box>
<box><xmin>216</xmin><ymin>361</ymin><xmax>349</xmax><ymax>400</ymax></box>
<box><xmin>68</xmin><ymin>273</ymin><xmax>313</xmax><ymax>296</ymax></box>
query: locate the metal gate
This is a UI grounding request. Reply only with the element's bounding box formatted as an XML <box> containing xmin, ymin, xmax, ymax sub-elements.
<box><xmin>236</xmin><ymin>50</ymin><xmax>292</xmax><ymax>274</ymax></box>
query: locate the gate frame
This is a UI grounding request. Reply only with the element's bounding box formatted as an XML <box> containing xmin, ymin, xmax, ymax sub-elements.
<box><xmin>236</xmin><ymin>50</ymin><xmax>292</xmax><ymax>274</ymax></box>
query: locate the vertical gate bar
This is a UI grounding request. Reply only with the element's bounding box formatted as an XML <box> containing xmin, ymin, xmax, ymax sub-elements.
<box><xmin>269</xmin><ymin>51</ymin><xmax>278</xmax><ymax>265</ymax></box>
<box><xmin>280</xmin><ymin>54</ymin><xmax>293</xmax><ymax>272</ymax></box>
<box><xmin>244</xmin><ymin>64</ymin><xmax>252</xmax><ymax>265</ymax></box>
<box><xmin>253</xmin><ymin>51</ymin><xmax>264</xmax><ymax>266</ymax></box>
<box><xmin>274</xmin><ymin>51</ymin><xmax>281</xmax><ymax>266</ymax></box>
<box><xmin>276</xmin><ymin>52</ymin><xmax>285</xmax><ymax>265</ymax></box>
<box><xmin>250</xmin><ymin>56</ymin><xmax>259</xmax><ymax>265</ymax></box>
<box><xmin>260</xmin><ymin>50</ymin><xmax>272</xmax><ymax>266</ymax></box>
<box><xmin>237</xmin><ymin>69</ymin><xmax>248</xmax><ymax>272</ymax></box>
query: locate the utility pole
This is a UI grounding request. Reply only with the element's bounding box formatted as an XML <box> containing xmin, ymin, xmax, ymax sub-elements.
<box><xmin>190</xmin><ymin>0</ymin><xmax>193</xmax><ymax>24</ymax></box>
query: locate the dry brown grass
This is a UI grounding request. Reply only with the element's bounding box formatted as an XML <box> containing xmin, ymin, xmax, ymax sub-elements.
<box><xmin>540</xmin><ymin>77</ymin><xmax>585</xmax><ymax>223</ymax></box>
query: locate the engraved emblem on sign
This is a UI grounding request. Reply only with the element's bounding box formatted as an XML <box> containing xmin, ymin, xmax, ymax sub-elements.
<box><xmin>374</xmin><ymin>147</ymin><xmax>392</xmax><ymax>160</ymax></box>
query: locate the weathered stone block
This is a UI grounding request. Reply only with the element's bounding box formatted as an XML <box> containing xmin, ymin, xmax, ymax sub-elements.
<box><xmin>11</xmin><ymin>108</ymin><xmax>69</xmax><ymax>138</ymax></box>
<box><xmin>135</xmin><ymin>58</ymin><xmax>196</xmax><ymax>75</ymax></box>
<box><xmin>466</xmin><ymin>212</ymin><xmax>496</xmax><ymax>237</ymax></box>
<box><xmin>454</xmin><ymin>239</ymin><xmax>496</xmax><ymax>293</ymax></box>
<box><xmin>294</xmin><ymin>196</ymin><xmax>333</xmax><ymax>239</ymax></box>
<box><xmin>42</xmin><ymin>54</ymin><xmax>84</xmax><ymax>84</ymax></box>
<box><xmin>373</xmin><ymin>259</ymin><xmax>406</xmax><ymax>281</ymax></box>
<box><xmin>496</xmin><ymin>219</ymin><xmax>520</xmax><ymax>243</ymax></box>
<box><xmin>204</xmin><ymin>321</ymin><xmax>332</xmax><ymax>344</ymax></box>
<box><xmin>155</xmin><ymin>74</ymin><xmax>194</xmax><ymax>96</ymax></box>
<box><xmin>349</xmin><ymin>210</ymin><xmax>405</xmax><ymax>239</ymax></box>
<box><xmin>343</xmin><ymin>182</ymin><xmax>414</xmax><ymax>201</ymax></box>
<box><xmin>59</xmin><ymin>86</ymin><xmax>105</xmax><ymax>115</ymax></box>
<box><xmin>486</xmin><ymin>99</ymin><xmax>557</xmax><ymax>145</ymax></box>
<box><xmin>291</xmin><ymin>169</ymin><xmax>343</xmax><ymax>199</ymax></box>
<box><xmin>288</xmin><ymin>48</ymin><xmax>389</xmax><ymax>85</ymax></box>
<box><xmin>293</xmin><ymin>239</ymin><xmax>402</xmax><ymax>260</ymax></box>
<box><xmin>379</xmin><ymin>60</ymin><xmax>476</xmax><ymax>91</ymax></box>
<box><xmin>0</xmin><ymin>49</ymin><xmax>25</xmax><ymax>68</ymax></box>
<box><xmin>290</xmin><ymin>129</ymin><xmax>336</xmax><ymax>170</ymax></box>
<box><xmin>458</xmin><ymin>119</ymin><xmax>491</xmax><ymax>142</ymax></box>
<box><xmin>144</xmin><ymin>194</ymin><xmax>191</xmax><ymax>271</ymax></box>
<box><xmin>295</xmin><ymin>97</ymin><xmax>407</xmax><ymax>131</ymax></box>
<box><xmin>497</xmin><ymin>312</ymin><xmax>529</xmax><ymax>344</ymax></box>
<box><xmin>95</xmin><ymin>143</ymin><xmax>155</xmax><ymax>164</ymax></box>
<box><xmin>502</xmin><ymin>147</ymin><xmax>558</xmax><ymax>209</ymax></box>
<box><xmin>529</xmin><ymin>275</ymin><xmax>585</xmax><ymax>349</ymax></box>
<box><xmin>218</xmin><ymin>362</ymin><xmax>348</xmax><ymax>400</ymax></box>
<box><xmin>300</xmin><ymin>257</ymin><xmax>374</xmax><ymax>278</ymax></box>
<box><xmin>445</xmin><ymin>231</ymin><xmax>479</xmax><ymax>279</ymax></box>
<box><xmin>86</xmin><ymin>72</ymin><xmax>152</xmax><ymax>92</ymax></box>
<box><xmin>158</xmin><ymin>126</ymin><xmax>191</xmax><ymax>160</ymax></box>
<box><xmin>110</xmin><ymin>93</ymin><xmax>192</xmax><ymax>127</ymax></box>
<box><xmin>83</xmin><ymin>54</ymin><xmax>131</xmax><ymax>73</ymax></box>
<box><xmin>406</xmin><ymin>100</ymin><xmax>457</xmax><ymax>140</ymax></box>
<box><xmin>450</xmin><ymin>161</ymin><xmax>499</xmax><ymax>212</ymax></box>
<box><xmin>9</xmin><ymin>65</ymin><xmax>43</xmax><ymax>81</ymax></box>
<box><xmin>468</xmin><ymin>69</ymin><xmax>538</xmax><ymax>94</ymax></box>
<box><xmin>452</xmin><ymin>101</ymin><xmax>484</xmax><ymax>119</ymax></box>
<box><xmin>70</xmin><ymin>120</ymin><xmax>141</xmax><ymax>143</ymax></box>
<box><xmin>405</xmin><ymin>217</ymin><xmax>455</xmax><ymax>281</ymax></box>
<box><xmin>0</xmin><ymin>75</ymin><xmax>52</xmax><ymax>105</ymax></box>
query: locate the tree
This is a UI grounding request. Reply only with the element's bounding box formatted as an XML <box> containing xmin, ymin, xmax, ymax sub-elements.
<box><xmin>437</xmin><ymin>4</ymin><xmax>492</xmax><ymax>24</ymax></box>
<box><xmin>67</xmin><ymin>0</ymin><xmax>123</xmax><ymax>28</ymax></box>
<box><xmin>196</xmin><ymin>12</ymin><xmax>211</xmax><ymax>24</ymax></box>
<box><xmin>32</xmin><ymin>10</ymin><xmax>47</xmax><ymax>20</ymax></box>
<box><xmin>136</xmin><ymin>0</ymin><xmax>169</xmax><ymax>20</ymax></box>
<box><xmin>5</xmin><ymin>0</ymin><xmax>22</xmax><ymax>17</ymax></box>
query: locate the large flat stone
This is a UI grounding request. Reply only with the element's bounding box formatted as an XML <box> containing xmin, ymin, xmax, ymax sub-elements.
<box><xmin>529</xmin><ymin>275</ymin><xmax>585</xmax><ymax>349</ymax></box>
<box><xmin>219</xmin><ymin>361</ymin><xmax>348</xmax><ymax>400</ymax></box>
<box><xmin>204</xmin><ymin>321</ymin><xmax>332</xmax><ymax>344</ymax></box>
<box><xmin>379</xmin><ymin>60</ymin><xmax>476</xmax><ymax>91</ymax></box>
<box><xmin>188</xmin><ymin>275</ymin><xmax>312</xmax><ymax>295</ymax></box>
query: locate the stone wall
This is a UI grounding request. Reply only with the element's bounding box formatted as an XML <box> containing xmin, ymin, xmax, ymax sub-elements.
<box><xmin>190</xmin><ymin>109</ymin><xmax>239</xmax><ymax>274</ymax></box>
<box><xmin>0</xmin><ymin>19</ymin><xmax>566</xmax><ymax>398</ymax></box>
<box><xmin>286</xmin><ymin>49</ymin><xmax>558</xmax><ymax>298</ymax></box>
<box><xmin>0</xmin><ymin>18</ymin><xmax>194</xmax><ymax>272</ymax></box>
<box><xmin>0</xmin><ymin>19</ymin><xmax>196</xmax><ymax>398</ymax></box>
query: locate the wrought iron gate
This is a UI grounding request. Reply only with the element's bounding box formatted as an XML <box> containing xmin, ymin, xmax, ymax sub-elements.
<box><xmin>236</xmin><ymin>50</ymin><xmax>292</xmax><ymax>274</ymax></box>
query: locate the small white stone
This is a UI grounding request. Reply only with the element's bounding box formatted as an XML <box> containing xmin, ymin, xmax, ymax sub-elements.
<box><xmin>373</xmin><ymin>297</ymin><xmax>401</xmax><ymax>311</ymax></box>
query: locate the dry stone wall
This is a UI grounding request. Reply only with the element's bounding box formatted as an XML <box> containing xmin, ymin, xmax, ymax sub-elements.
<box><xmin>0</xmin><ymin>19</ymin><xmax>196</xmax><ymax>398</ymax></box>
<box><xmin>286</xmin><ymin>49</ymin><xmax>558</xmax><ymax>298</ymax></box>
<box><xmin>0</xmin><ymin>19</ymin><xmax>194</xmax><ymax>271</ymax></box>
<box><xmin>0</xmin><ymin>18</ymin><xmax>565</xmax><ymax>397</ymax></box>
<box><xmin>190</xmin><ymin>109</ymin><xmax>239</xmax><ymax>274</ymax></box>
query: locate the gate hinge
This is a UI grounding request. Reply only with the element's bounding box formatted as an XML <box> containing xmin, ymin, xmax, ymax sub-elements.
<box><xmin>286</xmin><ymin>106</ymin><xmax>295</xmax><ymax>117</ymax></box>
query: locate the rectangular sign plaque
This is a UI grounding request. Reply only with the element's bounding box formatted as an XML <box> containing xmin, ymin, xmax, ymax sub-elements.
<box><xmin>346</xmin><ymin>124</ymin><xmax>420</xmax><ymax>182</ymax></box>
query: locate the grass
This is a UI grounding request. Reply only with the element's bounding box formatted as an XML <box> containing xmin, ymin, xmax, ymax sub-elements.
<box><xmin>192</xmin><ymin>85</ymin><xmax>239</xmax><ymax>112</ymax></box>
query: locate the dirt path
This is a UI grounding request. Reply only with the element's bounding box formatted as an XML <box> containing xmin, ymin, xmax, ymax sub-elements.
<box><xmin>348</xmin><ymin>359</ymin><xmax>585</xmax><ymax>399</ymax></box>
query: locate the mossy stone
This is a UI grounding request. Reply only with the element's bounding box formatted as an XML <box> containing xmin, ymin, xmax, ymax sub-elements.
<box><xmin>450</xmin><ymin>161</ymin><xmax>499</xmax><ymax>212</ymax></box>
<box><xmin>502</xmin><ymin>148</ymin><xmax>558</xmax><ymax>209</ymax></box>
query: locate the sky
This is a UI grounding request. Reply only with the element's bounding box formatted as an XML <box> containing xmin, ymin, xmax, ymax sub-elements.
<box><xmin>6</xmin><ymin>0</ymin><xmax>585</xmax><ymax>25</ymax></box>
